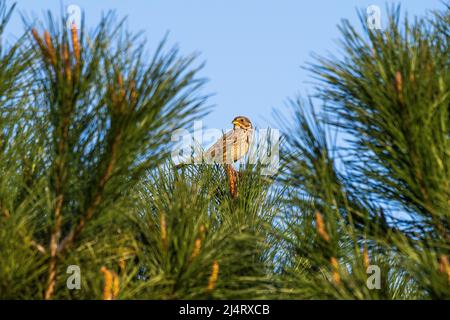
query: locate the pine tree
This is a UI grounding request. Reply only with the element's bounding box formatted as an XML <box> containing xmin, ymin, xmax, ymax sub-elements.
<box><xmin>278</xmin><ymin>4</ymin><xmax>450</xmax><ymax>299</ymax></box>
<box><xmin>0</xmin><ymin>1</ymin><xmax>448</xmax><ymax>299</ymax></box>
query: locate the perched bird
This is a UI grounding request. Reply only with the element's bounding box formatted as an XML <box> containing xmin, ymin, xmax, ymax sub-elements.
<box><xmin>199</xmin><ymin>116</ymin><xmax>253</xmax><ymax>165</ymax></box>
<box><xmin>175</xmin><ymin>116</ymin><xmax>253</xmax><ymax>198</ymax></box>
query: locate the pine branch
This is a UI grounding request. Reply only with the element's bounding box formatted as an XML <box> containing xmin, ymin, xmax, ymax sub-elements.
<box><xmin>0</xmin><ymin>201</ymin><xmax>10</xmax><ymax>219</ymax></box>
<box><xmin>58</xmin><ymin>129</ymin><xmax>121</xmax><ymax>253</ymax></box>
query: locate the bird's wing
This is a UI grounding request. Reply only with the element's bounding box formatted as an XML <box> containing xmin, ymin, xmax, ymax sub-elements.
<box><xmin>200</xmin><ymin>129</ymin><xmax>233</xmax><ymax>163</ymax></box>
<box><xmin>199</xmin><ymin>129</ymin><xmax>251</xmax><ymax>164</ymax></box>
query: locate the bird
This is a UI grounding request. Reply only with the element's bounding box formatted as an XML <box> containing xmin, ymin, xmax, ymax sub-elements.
<box><xmin>175</xmin><ymin>116</ymin><xmax>253</xmax><ymax>199</ymax></box>
<box><xmin>199</xmin><ymin>116</ymin><xmax>253</xmax><ymax>165</ymax></box>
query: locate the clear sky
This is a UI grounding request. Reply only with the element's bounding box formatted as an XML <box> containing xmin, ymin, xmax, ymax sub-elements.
<box><xmin>5</xmin><ymin>0</ymin><xmax>445</xmax><ymax>131</ymax></box>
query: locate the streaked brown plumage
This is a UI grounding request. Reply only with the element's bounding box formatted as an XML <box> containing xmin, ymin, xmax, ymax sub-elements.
<box><xmin>201</xmin><ymin>116</ymin><xmax>253</xmax><ymax>164</ymax></box>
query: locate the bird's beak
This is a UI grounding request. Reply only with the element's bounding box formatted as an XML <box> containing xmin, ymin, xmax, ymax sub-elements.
<box><xmin>232</xmin><ymin>120</ymin><xmax>240</xmax><ymax>126</ymax></box>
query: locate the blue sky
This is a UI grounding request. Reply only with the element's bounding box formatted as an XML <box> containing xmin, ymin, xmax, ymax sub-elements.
<box><xmin>5</xmin><ymin>0</ymin><xmax>445</xmax><ymax>131</ymax></box>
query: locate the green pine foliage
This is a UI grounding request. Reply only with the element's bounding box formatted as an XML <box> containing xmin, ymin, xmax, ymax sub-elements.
<box><xmin>0</xmin><ymin>2</ymin><xmax>448</xmax><ymax>299</ymax></box>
